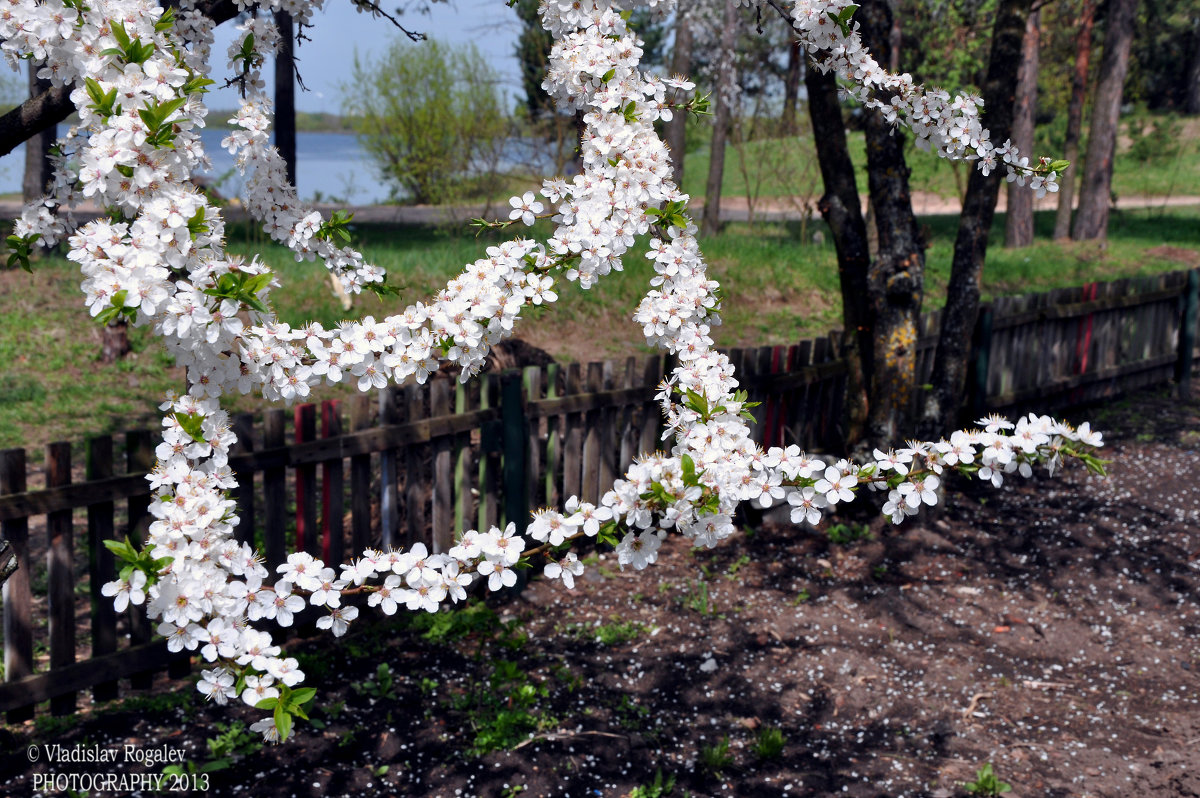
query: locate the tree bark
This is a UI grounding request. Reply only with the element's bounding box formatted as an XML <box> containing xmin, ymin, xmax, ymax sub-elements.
<box><xmin>781</xmin><ymin>40</ymin><xmax>802</xmax><ymax>136</ymax></box>
<box><xmin>274</xmin><ymin>11</ymin><xmax>298</xmax><ymax>186</ymax></box>
<box><xmin>1186</xmin><ymin>22</ymin><xmax>1200</xmax><ymax>116</ymax></box>
<box><xmin>920</xmin><ymin>0</ymin><xmax>1033</xmax><ymax>439</ymax></box>
<box><xmin>701</xmin><ymin>0</ymin><xmax>739</xmax><ymax>238</ymax></box>
<box><xmin>0</xmin><ymin>537</ymin><xmax>15</xmax><ymax>590</ymax></box>
<box><xmin>858</xmin><ymin>0</ymin><xmax>926</xmax><ymax>449</ymax></box>
<box><xmin>1004</xmin><ymin>8</ymin><xmax>1040</xmax><ymax>249</ymax></box>
<box><xmin>666</xmin><ymin>4</ymin><xmax>694</xmax><ymax>184</ymax></box>
<box><xmin>1053</xmin><ymin>0</ymin><xmax>1095</xmax><ymax>240</ymax></box>
<box><xmin>1072</xmin><ymin>0</ymin><xmax>1138</xmax><ymax>241</ymax></box>
<box><xmin>805</xmin><ymin>61</ymin><xmax>871</xmax><ymax>446</ymax></box>
<box><xmin>22</xmin><ymin>67</ymin><xmax>55</xmax><ymax>203</ymax></box>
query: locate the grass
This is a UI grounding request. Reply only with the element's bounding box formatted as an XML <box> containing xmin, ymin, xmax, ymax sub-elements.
<box><xmin>2</xmin><ymin>201</ymin><xmax>1197</xmax><ymax>450</ymax></box>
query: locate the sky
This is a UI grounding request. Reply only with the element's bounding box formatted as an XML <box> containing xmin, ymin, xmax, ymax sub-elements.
<box><xmin>207</xmin><ymin>1</ymin><xmax>525</xmax><ymax>115</ymax></box>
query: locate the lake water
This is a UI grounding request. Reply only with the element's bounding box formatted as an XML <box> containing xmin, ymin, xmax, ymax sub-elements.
<box><xmin>0</xmin><ymin>128</ymin><xmax>393</xmax><ymax>206</ymax></box>
<box><xmin>0</xmin><ymin>128</ymin><xmax>565</xmax><ymax>207</ymax></box>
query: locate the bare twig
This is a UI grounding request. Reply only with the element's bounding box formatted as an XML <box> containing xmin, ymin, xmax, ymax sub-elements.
<box><xmin>0</xmin><ymin>537</ymin><xmax>16</xmax><ymax>589</ymax></box>
<box><xmin>962</xmin><ymin>691</ymin><xmax>994</xmax><ymax>720</ymax></box>
<box><xmin>511</xmin><ymin>730</ymin><xmax>628</xmax><ymax>751</ymax></box>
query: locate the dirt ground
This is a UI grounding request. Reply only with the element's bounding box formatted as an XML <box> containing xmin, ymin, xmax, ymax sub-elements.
<box><xmin>2</xmin><ymin>384</ymin><xmax>1199</xmax><ymax>798</ymax></box>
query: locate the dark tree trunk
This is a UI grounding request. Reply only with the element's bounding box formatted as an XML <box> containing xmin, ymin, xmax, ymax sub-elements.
<box><xmin>1187</xmin><ymin>25</ymin><xmax>1200</xmax><ymax>115</ymax></box>
<box><xmin>781</xmin><ymin>40</ymin><xmax>802</xmax><ymax>135</ymax></box>
<box><xmin>274</xmin><ymin>11</ymin><xmax>297</xmax><ymax>186</ymax></box>
<box><xmin>920</xmin><ymin>0</ymin><xmax>1033</xmax><ymax>439</ymax></box>
<box><xmin>22</xmin><ymin>67</ymin><xmax>55</xmax><ymax>202</ymax></box>
<box><xmin>1072</xmin><ymin>0</ymin><xmax>1138</xmax><ymax>241</ymax></box>
<box><xmin>101</xmin><ymin>321</ymin><xmax>131</xmax><ymax>363</ymax></box>
<box><xmin>0</xmin><ymin>537</ymin><xmax>15</xmax><ymax>590</ymax></box>
<box><xmin>701</xmin><ymin>0</ymin><xmax>738</xmax><ymax>237</ymax></box>
<box><xmin>666</xmin><ymin>5</ymin><xmax>694</xmax><ymax>183</ymax></box>
<box><xmin>1004</xmin><ymin>8</ymin><xmax>1040</xmax><ymax>249</ymax></box>
<box><xmin>805</xmin><ymin>61</ymin><xmax>871</xmax><ymax>445</ymax></box>
<box><xmin>858</xmin><ymin>0</ymin><xmax>926</xmax><ymax>449</ymax></box>
<box><xmin>1054</xmin><ymin>0</ymin><xmax>1095</xmax><ymax>240</ymax></box>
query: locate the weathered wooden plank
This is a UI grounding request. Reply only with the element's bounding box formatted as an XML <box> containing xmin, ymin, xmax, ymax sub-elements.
<box><xmin>988</xmin><ymin>353</ymin><xmax>1179</xmax><ymax>408</ymax></box>
<box><xmin>230</xmin><ymin>413</ymin><xmax>256</xmax><ymax>548</ymax></box>
<box><xmin>543</xmin><ymin>363</ymin><xmax>562</xmax><ymax>508</ymax></box>
<box><xmin>581</xmin><ymin>362</ymin><xmax>603</xmax><ymax>503</ymax></box>
<box><xmin>404</xmin><ymin>383</ymin><xmax>428</xmax><ymax>546</ymax></box>
<box><xmin>990</xmin><ymin>284</ymin><xmax>1185</xmax><ymax>330</ymax></box>
<box><xmin>349</xmin><ymin>393</ymin><xmax>372</xmax><ymax>558</ymax></box>
<box><xmin>46</xmin><ymin>441</ymin><xmax>75</xmax><ymax>715</ymax></box>
<box><xmin>618</xmin><ymin>357</ymin><xmax>638</xmax><ymax>474</ymax></box>
<box><xmin>563</xmin><ymin>364</ymin><xmax>583</xmax><ymax>503</ymax></box>
<box><xmin>262</xmin><ymin>409</ymin><xmax>287</xmax><ymax>571</ymax></box>
<box><xmin>523</xmin><ymin>366</ymin><xmax>543</xmax><ymax>516</ymax></box>
<box><xmin>380</xmin><ymin>387</ymin><xmax>401</xmax><ymax>550</ymax></box>
<box><xmin>86</xmin><ymin>435</ymin><xmax>118</xmax><ymax>703</ymax></box>
<box><xmin>501</xmin><ymin>371</ymin><xmax>529</xmax><ymax>535</ymax></box>
<box><xmin>2</xmin><ymin>447</ymin><xmax>33</xmax><ymax>722</ymax></box>
<box><xmin>479</xmin><ymin>374</ymin><xmax>501</xmax><ymax>531</ymax></box>
<box><xmin>321</xmin><ymin>400</ymin><xmax>344</xmax><ymax>566</ymax></box>
<box><xmin>0</xmin><ymin>640</ymin><xmax>188</xmax><ymax>715</ymax></box>
<box><xmin>431</xmin><ymin>379</ymin><xmax>453</xmax><ymax>553</ymax></box>
<box><xmin>294</xmin><ymin>403</ymin><xmax>318</xmax><ymax>557</ymax></box>
<box><xmin>453</xmin><ymin>379</ymin><xmax>476</xmax><ymax>537</ymax></box>
<box><xmin>598</xmin><ymin>360</ymin><xmax>618</xmax><ymax>494</ymax></box>
<box><xmin>124</xmin><ymin>429</ymin><xmax>153</xmax><ymax>690</ymax></box>
<box><xmin>639</xmin><ymin>354</ymin><xmax>664</xmax><ymax>456</ymax></box>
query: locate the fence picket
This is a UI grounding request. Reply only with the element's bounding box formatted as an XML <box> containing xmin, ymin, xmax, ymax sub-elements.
<box><xmin>46</xmin><ymin>442</ymin><xmax>75</xmax><ymax>715</ymax></box>
<box><xmin>349</xmin><ymin>394</ymin><xmax>372</xmax><ymax>556</ymax></box>
<box><xmin>431</xmin><ymin>379</ymin><xmax>453</xmax><ymax>553</ymax></box>
<box><xmin>125</xmin><ymin>429</ymin><xmax>153</xmax><ymax>690</ymax></box>
<box><xmin>322</xmin><ymin>400</ymin><xmax>344</xmax><ymax>566</ymax></box>
<box><xmin>262</xmin><ymin>409</ymin><xmax>287</xmax><ymax>571</ymax></box>
<box><xmin>86</xmin><ymin>435</ymin><xmax>118</xmax><ymax>703</ymax></box>
<box><xmin>294</xmin><ymin>404</ymin><xmax>317</xmax><ymax>557</ymax></box>
<box><xmin>231</xmin><ymin>413</ymin><xmax>256</xmax><ymax>548</ymax></box>
<box><xmin>2</xmin><ymin>448</ymin><xmax>32</xmax><ymax>722</ymax></box>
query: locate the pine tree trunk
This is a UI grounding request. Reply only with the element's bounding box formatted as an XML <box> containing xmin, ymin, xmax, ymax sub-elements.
<box><xmin>858</xmin><ymin>0</ymin><xmax>926</xmax><ymax>449</ymax></box>
<box><xmin>274</xmin><ymin>11</ymin><xmax>297</xmax><ymax>186</ymax></box>
<box><xmin>805</xmin><ymin>61</ymin><xmax>871</xmax><ymax>446</ymax></box>
<box><xmin>781</xmin><ymin>40</ymin><xmax>802</xmax><ymax>136</ymax></box>
<box><xmin>1072</xmin><ymin>0</ymin><xmax>1138</xmax><ymax>241</ymax></box>
<box><xmin>920</xmin><ymin>0</ymin><xmax>1032</xmax><ymax>439</ymax></box>
<box><xmin>22</xmin><ymin>66</ymin><xmax>54</xmax><ymax>202</ymax></box>
<box><xmin>666</xmin><ymin>5</ymin><xmax>694</xmax><ymax>183</ymax></box>
<box><xmin>1053</xmin><ymin>0</ymin><xmax>1095</xmax><ymax>240</ymax></box>
<box><xmin>701</xmin><ymin>0</ymin><xmax>738</xmax><ymax>237</ymax></box>
<box><xmin>1004</xmin><ymin>8</ymin><xmax>1040</xmax><ymax>249</ymax></box>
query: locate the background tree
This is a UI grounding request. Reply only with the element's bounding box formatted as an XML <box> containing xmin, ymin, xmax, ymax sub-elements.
<box><xmin>920</xmin><ymin>0</ymin><xmax>1033</xmax><ymax>437</ymax></box>
<box><xmin>1072</xmin><ymin>0</ymin><xmax>1139</xmax><ymax>241</ymax></box>
<box><xmin>343</xmin><ymin>39</ymin><xmax>506</xmax><ymax>205</ymax></box>
<box><xmin>21</xmin><ymin>66</ymin><xmax>53</xmax><ymax>203</ymax></box>
<box><xmin>274</xmin><ymin>10</ymin><xmax>297</xmax><ymax>186</ymax></box>
<box><xmin>665</xmin><ymin>2</ymin><xmax>695</xmax><ymax>183</ymax></box>
<box><xmin>700</xmin><ymin>0</ymin><xmax>739</xmax><ymax>237</ymax></box>
<box><xmin>1052</xmin><ymin>0</ymin><xmax>1095</xmax><ymax>241</ymax></box>
<box><xmin>1003</xmin><ymin>6</ymin><xmax>1040</xmax><ymax>249</ymax></box>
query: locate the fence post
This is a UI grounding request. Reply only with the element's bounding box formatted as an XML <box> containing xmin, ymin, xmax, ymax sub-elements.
<box><xmin>294</xmin><ymin>404</ymin><xmax>317</xmax><ymax>556</ymax></box>
<box><xmin>1</xmin><ymin>448</ymin><xmax>33</xmax><ymax>722</ymax></box>
<box><xmin>46</xmin><ymin>441</ymin><xmax>75</xmax><ymax>715</ymax></box>
<box><xmin>262</xmin><ymin>410</ymin><xmax>287</xmax><ymax>571</ymax></box>
<box><xmin>86</xmin><ymin>435</ymin><xmax>118</xmax><ymax>703</ymax></box>
<box><xmin>1178</xmin><ymin>269</ymin><xmax>1199</xmax><ymax>399</ymax></box>
<box><xmin>380</xmin><ymin>387</ymin><xmax>400</xmax><ymax>550</ymax></box>
<box><xmin>231</xmin><ymin>413</ymin><xmax>256</xmax><ymax>548</ymax></box>
<box><xmin>348</xmin><ymin>394</ymin><xmax>372</xmax><ymax>557</ymax></box>
<box><xmin>125</xmin><ymin>429</ymin><xmax>154</xmax><ymax>690</ymax></box>
<box><xmin>321</xmin><ymin>400</ymin><xmax>344</xmax><ymax>566</ymax></box>
<box><xmin>501</xmin><ymin>371</ymin><xmax>529</xmax><ymax>537</ymax></box>
<box><xmin>969</xmin><ymin>304</ymin><xmax>995</xmax><ymax>418</ymax></box>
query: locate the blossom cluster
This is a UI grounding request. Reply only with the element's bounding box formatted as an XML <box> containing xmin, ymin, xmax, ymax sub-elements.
<box><xmin>3</xmin><ymin>0</ymin><xmax>1098</xmax><ymax>742</ymax></box>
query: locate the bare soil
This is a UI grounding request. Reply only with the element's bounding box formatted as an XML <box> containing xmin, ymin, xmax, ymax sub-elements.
<box><xmin>2</xmin><ymin>385</ymin><xmax>1199</xmax><ymax>798</ymax></box>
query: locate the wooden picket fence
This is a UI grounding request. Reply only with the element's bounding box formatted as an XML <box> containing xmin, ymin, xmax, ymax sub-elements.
<box><xmin>1</xmin><ymin>267</ymin><xmax>1198</xmax><ymax>720</ymax></box>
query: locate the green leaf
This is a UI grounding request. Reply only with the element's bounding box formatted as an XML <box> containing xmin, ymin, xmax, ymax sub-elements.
<box><xmin>103</xmin><ymin>537</ymin><xmax>140</xmax><ymax>563</ymax></box>
<box><xmin>290</xmin><ymin>687</ymin><xmax>317</xmax><ymax>706</ymax></box>
<box><xmin>255</xmin><ymin>697</ymin><xmax>278</xmax><ymax>711</ymax></box>
<box><xmin>601</xmin><ymin>67</ymin><xmax>615</xmax><ymax>83</ymax></box>
<box><xmin>274</xmin><ymin>706</ymin><xmax>292</xmax><ymax>741</ymax></box>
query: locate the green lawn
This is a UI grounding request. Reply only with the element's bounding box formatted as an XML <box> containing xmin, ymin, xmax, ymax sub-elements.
<box><xmin>1</xmin><ymin>204</ymin><xmax>1197</xmax><ymax>450</ymax></box>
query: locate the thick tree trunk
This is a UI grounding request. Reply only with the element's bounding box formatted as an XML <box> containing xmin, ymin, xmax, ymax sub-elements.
<box><xmin>101</xmin><ymin>321</ymin><xmax>131</xmax><ymax>363</ymax></box>
<box><xmin>701</xmin><ymin>0</ymin><xmax>738</xmax><ymax>237</ymax></box>
<box><xmin>22</xmin><ymin>67</ymin><xmax>55</xmax><ymax>202</ymax></box>
<box><xmin>1004</xmin><ymin>8</ymin><xmax>1040</xmax><ymax>249</ymax></box>
<box><xmin>1053</xmin><ymin>0</ymin><xmax>1095</xmax><ymax>240</ymax></box>
<box><xmin>666</xmin><ymin>5</ymin><xmax>694</xmax><ymax>183</ymax></box>
<box><xmin>805</xmin><ymin>61</ymin><xmax>871</xmax><ymax>446</ymax></box>
<box><xmin>920</xmin><ymin>0</ymin><xmax>1032</xmax><ymax>439</ymax></box>
<box><xmin>274</xmin><ymin>11</ymin><xmax>297</xmax><ymax>186</ymax></box>
<box><xmin>858</xmin><ymin>0</ymin><xmax>926</xmax><ymax>449</ymax></box>
<box><xmin>1072</xmin><ymin>0</ymin><xmax>1138</xmax><ymax>241</ymax></box>
<box><xmin>781</xmin><ymin>40</ymin><xmax>802</xmax><ymax>136</ymax></box>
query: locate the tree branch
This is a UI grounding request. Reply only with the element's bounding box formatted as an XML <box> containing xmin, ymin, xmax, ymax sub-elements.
<box><xmin>0</xmin><ymin>537</ymin><xmax>16</xmax><ymax>589</ymax></box>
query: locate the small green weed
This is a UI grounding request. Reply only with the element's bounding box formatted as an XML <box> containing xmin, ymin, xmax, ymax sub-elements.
<box><xmin>826</xmin><ymin>522</ymin><xmax>871</xmax><ymax>545</ymax></box>
<box><xmin>683</xmin><ymin>579</ymin><xmax>714</xmax><ymax>616</ymax></box>
<box><xmin>724</xmin><ymin>554</ymin><xmax>750</xmax><ymax>579</ymax></box>
<box><xmin>962</xmin><ymin>763</ymin><xmax>1012</xmax><ymax>796</ymax></box>
<box><xmin>202</xmin><ymin>721</ymin><xmax>262</xmax><ymax>771</ymax></box>
<box><xmin>629</xmin><ymin>768</ymin><xmax>676</xmax><ymax>797</ymax></box>
<box><xmin>792</xmin><ymin>587</ymin><xmax>811</xmax><ymax>605</ymax></box>
<box><xmin>699</xmin><ymin>736</ymin><xmax>733</xmax><ymax>774</ymax></box>
<box><xmin>753</xmin><ymin>726</ymin><xmax>785</xmax><ymax>760</ymax></box>
<box><xmin>353</xmin><ymin>663</ymin><xmax>396</xmax><ymax>700</ymax></box>
<box><xmin>566</xmin><ymin>618</ymin><xmax>646</xmax><ymax>646</ymax></box>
